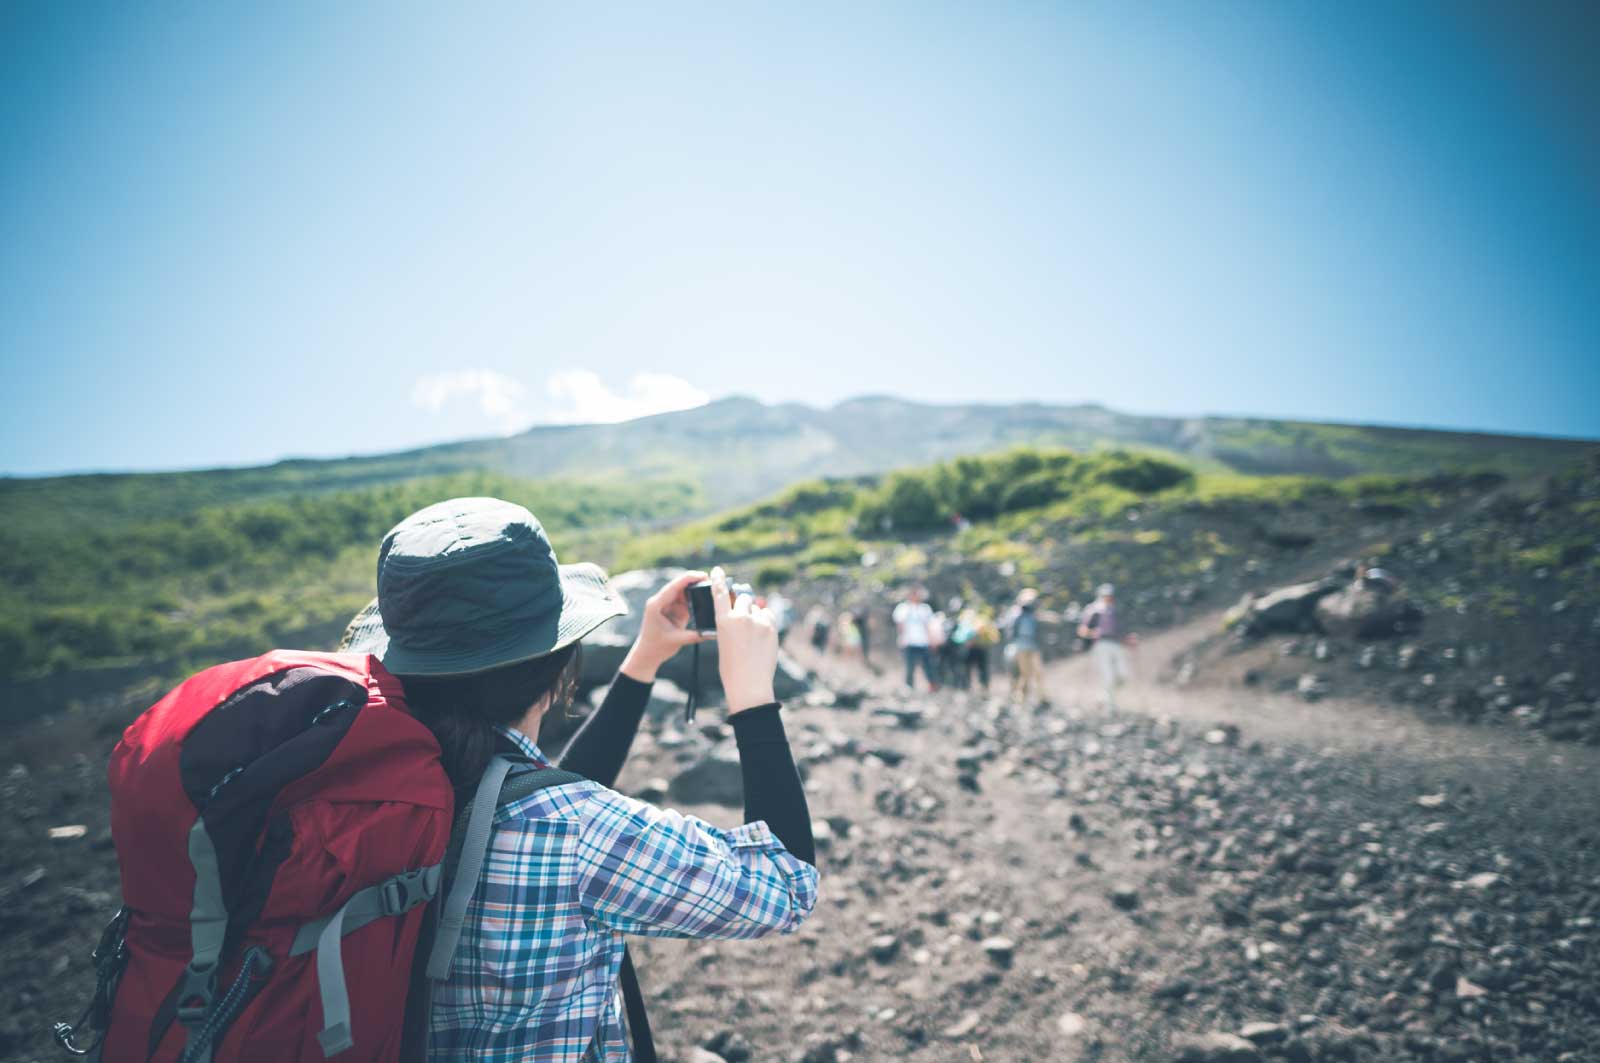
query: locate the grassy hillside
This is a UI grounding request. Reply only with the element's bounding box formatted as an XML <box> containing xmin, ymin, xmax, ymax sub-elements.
<box><xmin>622</xmin><ymin>442</ymin><xmax>1600</xmax><ymax>743</ymax></box>
<box><xmin>613</xmin><ymin>445</ymin><xmax>1533</xmax><ymax>592</ymax></box>
<box><xmin>0</xmin><ymin>472</ymin><xmax>698</xmax><ymax>682</ymax></box>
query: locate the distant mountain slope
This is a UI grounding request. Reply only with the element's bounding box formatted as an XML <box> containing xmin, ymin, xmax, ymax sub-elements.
<box><xmin>4</xmin><ymin>397</ymin><xmax>1591</xmax><ymax>530</ymax></box>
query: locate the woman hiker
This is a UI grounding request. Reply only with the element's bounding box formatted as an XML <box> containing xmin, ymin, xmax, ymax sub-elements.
<box><xmin>341</xmin><ymin>497</ymin><xmax>819</xmax><ymax>1061</ymax></box>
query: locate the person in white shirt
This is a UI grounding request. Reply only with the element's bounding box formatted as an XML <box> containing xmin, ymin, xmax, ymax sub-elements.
<box><xmin>892</xmin><ymin>585</ymin><xmax>939</xmax><ymax>691</ymax></box>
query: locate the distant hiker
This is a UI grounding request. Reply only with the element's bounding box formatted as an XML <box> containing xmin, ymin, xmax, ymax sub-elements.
<box><xmin>806</xmin><ymin>605</ymin><xmax>832</xmax><ymax>653</ymax></box>
<box><xmin>834</xmin><ymin>608</ymin><xmax>864</xmax><ymax>662</ymax></box>
<box><xmin>893</xmin><ymin>585</ymin><xmax>940</xmax><ymax>691</ymax></box>
<box><xmin>936</xmin><ymin>597</ymin><xmax>964</xmax><ymax>685</ymax></box>
<box><xmin>853</xmin><ymin>608</ymin><xmax>872</xmax><ymax>664</ymax></box>
<box><xmin>1079</xmin><ymin>582</ymin><xmax>1133</xmax><ymax>709</ymax></box>
<box><xmin>363</xmin><ymin>505</ymin><xmax>815</xmax><ymax>1060</ymax></box>
<box><xmin>954</xmin><ymin>606</ymin><xmax>1000</xmax><ymax>690</ymax></box>
<box><xmin>947</xmin><ymin>604</ymin><xmax>974</xmax><ymax>688</ymax></box>
<box><xmin>1002</xmin><ymin>588</ymin><xmax>1044</xmax><ymax>704</ymax></box>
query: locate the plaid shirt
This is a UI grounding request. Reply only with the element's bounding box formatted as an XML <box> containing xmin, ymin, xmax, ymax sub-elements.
<box><xmin>427</xmin><ymin>727</ymin><xmax>820</xmax><ymax>1061</ymax></box>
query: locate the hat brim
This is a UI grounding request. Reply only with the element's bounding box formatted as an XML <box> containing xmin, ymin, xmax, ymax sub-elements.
<box><xmin>340</xmin><ymin>561</ymin><xmax>627</xmax><ymax>677</ymax></box>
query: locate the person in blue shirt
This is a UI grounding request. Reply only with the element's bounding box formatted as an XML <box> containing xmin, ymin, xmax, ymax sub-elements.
<box><xmin>343</xmin><ymin>498</ymin><xmax>818</xmax><ymax>1062</ymax></box>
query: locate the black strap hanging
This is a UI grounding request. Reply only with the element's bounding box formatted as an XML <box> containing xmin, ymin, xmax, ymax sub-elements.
<box><xmin>686</xmin><ymin>642</ymin><xmax>701</xmax><ymax>723</ymax></box>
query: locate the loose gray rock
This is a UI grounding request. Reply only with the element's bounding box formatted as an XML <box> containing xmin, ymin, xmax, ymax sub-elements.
<box><xmin>1110</xmin><ymin>884</ymin><xmax>1140</xmax><ymax>911</ymax></box>
<box><xmin>1238</xmin><ymin>1021</ymin><xmax>1289</xmax><ymax>1045</ymax></box>
<box><xmin>1314</xmin><ymin>580</ymin><xmax>1422</xmax><ymax>639</ymax></box>
<box><xmin>980</xmin><ymin>936</ymin><xmax>1015</xmax><ymax>966</ymax></box>
<box><xmin>684</xmin><ymin>1049</ymin><xmax>728</xmax><ymax>1063</ymax></box>
<box><xmin>1225</xmin><ymin>580</ymin><xmax>1340</xmax><ymax>637</ymax></box>
<box><xmin>703</xmin><ymin>1028</ymin><xmax>753</xmax><ymax>1063</ymax></box>
<box><xmin>1171</xmin><ymin>1031</ymin><xmax>1262</xmax><ymax>1063</ymax></box>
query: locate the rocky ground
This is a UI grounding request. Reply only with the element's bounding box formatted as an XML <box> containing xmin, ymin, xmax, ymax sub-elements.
<box><xmin>619</xmin><ymin>644</ymin><xmax>1600</xmax><ymax>1063</ymax></box>
<box><xmin>4</xmin><ymin>624</ymin><xmax>1600</xmax><ymax>1062</ymax></box>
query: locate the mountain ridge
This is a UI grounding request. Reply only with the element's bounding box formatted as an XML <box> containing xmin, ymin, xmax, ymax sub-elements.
<box><xmin>4</xmin><ymin>397</ymin><xmax>1593</xmax><ymax>532</ymax></box>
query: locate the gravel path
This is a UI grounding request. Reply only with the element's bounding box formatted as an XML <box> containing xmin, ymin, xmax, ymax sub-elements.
<box><xmin>620</xmin><ymin>634</ymin><xmax>1600</xmax><ymax>1063</ymax></box>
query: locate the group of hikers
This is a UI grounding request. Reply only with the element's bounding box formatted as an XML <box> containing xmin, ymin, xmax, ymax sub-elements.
<box><xmin>799</xmin><ymin>582</ymin><xmax>1135</xmax><ymax>709</ymax></box>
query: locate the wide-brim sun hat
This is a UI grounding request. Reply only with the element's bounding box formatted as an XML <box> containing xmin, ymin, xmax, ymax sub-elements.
<box><xmin>341</xmin><ymin>497</ymin><xmax>627</xmax><ymax>677</ymax></box>
<box><xmin>1017</xmin><ymin>588</ymin><xmax>1040</xmax><ymax>605</ymax></box>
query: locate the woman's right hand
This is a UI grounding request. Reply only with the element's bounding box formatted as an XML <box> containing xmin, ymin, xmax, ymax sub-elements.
<box><xmin>710</xmin><ymin>566</ymin><xmax>779</xmax><ymax>713</ymax></box>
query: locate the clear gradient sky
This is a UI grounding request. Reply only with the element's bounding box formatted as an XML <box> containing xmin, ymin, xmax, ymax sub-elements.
<box><xmin>2</xmin><ymin>1</ymin><xmax>1597</xmax><ymax>476</ymax></box>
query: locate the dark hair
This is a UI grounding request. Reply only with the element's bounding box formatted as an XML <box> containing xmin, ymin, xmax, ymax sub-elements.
<box><xmin>401</xmin><ymin>643</ymin><xmax>582</xmax><ymax>795</ymax></box>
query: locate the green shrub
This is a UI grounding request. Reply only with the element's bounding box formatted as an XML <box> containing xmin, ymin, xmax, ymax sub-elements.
<box><xmin>1098</xmin><ymin>454</ymin><xmax>1193</xmax><ymax>493</ymax></box>
<box><xmin>800</xmin><ymin>538</ymin><xmax>863</xmax><ymax>566</ymax></box>
<box><xmin>1000</xmin><ymin>471</ymin><xmax>1070</xmax><ymax>512</ymax></box>
<box><xmin>754</xmin><ymin>561</ymin><xmax>796</xmax><ymax>587</ymax></box>
<box><xmin>873</xmin><ymin>473</ymin><xmax>946</xmax><ymax>530</ymax></box>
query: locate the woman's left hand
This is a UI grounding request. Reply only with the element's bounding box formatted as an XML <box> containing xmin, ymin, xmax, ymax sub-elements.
<box><xmin>620</xmin><ymin>570</ymin><xmax>711</xmax><ymax>682</ymax></box>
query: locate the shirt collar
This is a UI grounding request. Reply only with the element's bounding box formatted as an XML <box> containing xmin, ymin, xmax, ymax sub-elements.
<box><xmin>496</xmin><ymin>725</ymin><xmax>553</xmax><ymax>766</ymax></box>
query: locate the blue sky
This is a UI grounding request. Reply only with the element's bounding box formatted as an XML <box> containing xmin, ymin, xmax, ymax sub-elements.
<box><xmin>2</xmin><ymin>1</ymin><xmax>1596</xmax><ymax>476</ymax></box>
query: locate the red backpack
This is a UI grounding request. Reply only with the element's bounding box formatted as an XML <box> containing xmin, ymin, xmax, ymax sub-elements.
<box><xmin>63</xmin><ymin>651</ymin><xmax>454</xmax><ymax>1063</ymax></box>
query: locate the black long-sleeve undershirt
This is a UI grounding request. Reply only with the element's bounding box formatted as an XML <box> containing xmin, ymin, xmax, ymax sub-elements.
<box><xmin>730</xmin><ymin>703</ymin><xmax>815</xmax><ymax>866</ymax></box>
<box><xmin>557</xmin><ymin>673</ymin><xmax>815</xmax><ymax>866</ymax></box>
<box><xmin>557</xmin><ymin>674</ymin><xmax>653</xmax><ymax>787</ymax></box>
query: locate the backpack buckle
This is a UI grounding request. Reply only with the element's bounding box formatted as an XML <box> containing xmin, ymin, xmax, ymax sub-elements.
<box><xmin>379</xmin><ymin>866</ymin><xmax>440</xmax><ymax>916</ymax></box>
<box><xmin>175</xmin><ymin>962</ymin><xmax>218</xmax><ymax>1024</ymax></box>
<box><xmin>380</xmin><ymin>879</ymin><xmax>408</xmax><ymax>916</ymax></box>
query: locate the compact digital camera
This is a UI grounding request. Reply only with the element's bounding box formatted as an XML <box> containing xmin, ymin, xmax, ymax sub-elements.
<box><xmin>687</xmin><ymin>577</ymin><xmax>754</xmax><ymax>633</ymax></box>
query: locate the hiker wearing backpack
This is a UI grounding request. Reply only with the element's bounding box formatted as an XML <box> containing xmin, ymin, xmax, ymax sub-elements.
<box><xmin>953</xmin><ymin>607</ymin><xmax>999</xmax><ymax>691</ymax></box>
<box><xmin>72</xmin><ymin>498</ymin><xmax>817</xmax><ymax>1063</ymax></box>
<box><xmin>1001</xmin><ymin>588</ymin><xmax>1044</xmax><ymax>705</ymax></box>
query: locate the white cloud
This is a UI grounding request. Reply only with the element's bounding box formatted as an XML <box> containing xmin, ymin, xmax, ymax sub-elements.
<box><xmin>543</xmin><ymin>370</ymin><xmax>709</xmax><ymax>424</ymax></box>
<box><xmin>410</xmin><ymin>370</ymin><xmax>531</xmax><ymax>433</ymax></box>
<box><xmin>410</xmin><ymin>368</ymin><xmax>709</xmax><ymax>433</ymax></box>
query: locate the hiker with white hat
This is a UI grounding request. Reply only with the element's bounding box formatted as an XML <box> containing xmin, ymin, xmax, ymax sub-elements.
<box><xmin>1078</xmin><ymin>583</ymin><xmax>1132</xmax><ymax>709</ymax></box>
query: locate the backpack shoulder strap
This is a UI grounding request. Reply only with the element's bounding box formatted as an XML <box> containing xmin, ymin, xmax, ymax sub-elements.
<box><xmin>425</xmin><ymin>756</ymin><xmax>586</xmax><ymax>980</ymax></box>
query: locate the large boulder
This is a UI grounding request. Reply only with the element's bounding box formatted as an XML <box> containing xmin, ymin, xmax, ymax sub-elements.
<box><xmin>583</xmin><ymin>568</ymin><xmax>810</xmax><ymax>702</ymax></box>
<box><xmin>1225</xmin><ymin>579</ymin><xmax>1340</xmax><ymax>636</ymax></box>
<box><xmin>1314</xmin><ymin>581</ymin><xmax>1422</xmax><ymax>639</ymax></box>
<box><xmin>668</xmin><ymin>744</ymin><xmax>745</xmax><ymax>806</ymax></box>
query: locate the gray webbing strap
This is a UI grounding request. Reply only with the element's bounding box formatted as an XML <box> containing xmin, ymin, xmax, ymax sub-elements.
<box><xmin>312</xmin><ymin>897</ymin><xmax>355</xmax><ymax>1055</ymax></box>
<box><xmin>187</xmin><ymin>821</ymin><xmax>229</xmax><ymax>975</ymax></box>
<box><xmin>425</xmin><ymin>755</ymin><xmax>515</xmax><ymax>980</ymax></box>
<box><xmin>176</xmin><ymin>819</ymin><xmax>229</xmax><ymax>1043</ymax></box>
<box><xmin>288</xmin><ymin>866</ymin><xmax>442</xmax><ymax>1057</ymax></box>
<box><xmin>289</xmin><ymin>866</ymin><xmax>441</xmax><ymax>958</ymax></box>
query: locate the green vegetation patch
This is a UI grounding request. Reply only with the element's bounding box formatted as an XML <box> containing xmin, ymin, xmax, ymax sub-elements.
<box><xmin>0</xmin><ymin>471</ymin><xmax>698</xmax><ymax>680</ymax></box>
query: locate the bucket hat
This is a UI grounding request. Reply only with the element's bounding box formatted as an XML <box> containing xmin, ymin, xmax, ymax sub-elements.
<box><xmin>341</xmin><ymin>497</ymin><xmax>627</xmax><ymax>676</ymax></box>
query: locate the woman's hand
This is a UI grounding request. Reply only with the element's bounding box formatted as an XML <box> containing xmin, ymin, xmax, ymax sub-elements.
<box><xmin>619</xmin><ymin>570</ymin><xmax>710</xmax><ymax>683</ymax></box>
<box><xmin>710</xmin><ymin>566</ymin><xmax>780</xmax><ymax>713</ymax></box>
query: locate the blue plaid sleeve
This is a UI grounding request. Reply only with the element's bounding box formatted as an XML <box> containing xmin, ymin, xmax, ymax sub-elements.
<box><xmin>574</xmin><ymin>790</ymin><xmax>819</xmax><ymax>940</ymax></box>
